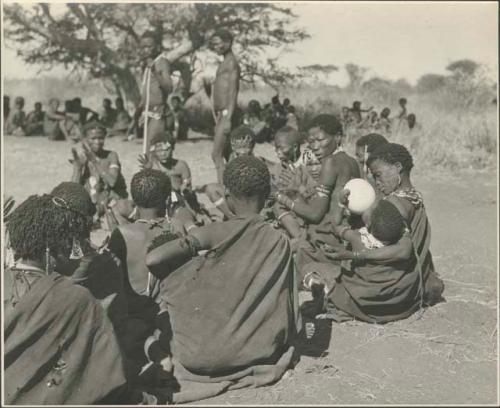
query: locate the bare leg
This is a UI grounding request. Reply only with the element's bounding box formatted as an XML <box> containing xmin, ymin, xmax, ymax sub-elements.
<box><xmin>212</xmin><ymin>116</ymin><xmax>231</xmax><ymax>185</ymax></box>
<box><xmin>142</xmin><ymin>118</ymin><xmax>166</xmax><ymax>152</ymax></box>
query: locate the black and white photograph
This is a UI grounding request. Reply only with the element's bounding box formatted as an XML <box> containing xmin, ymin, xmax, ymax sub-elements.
<box><xmin>1</xmin><ymin>0</ymin><xmax>498</xmax><ymax>405</ymax></box>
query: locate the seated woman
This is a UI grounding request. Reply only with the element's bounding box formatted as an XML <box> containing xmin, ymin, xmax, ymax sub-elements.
<box><xmin>4</xmin><ymin>194</ymin><xmax>128</xmax><ymax>404</ymax></box>
<box><xmin>364</xmin><ymin>143</ymin><xmax>445</xmax><ymax>306</ymax></box>
<box><xmin>275</xmin><ymin>114</ymin><xmax>360</xmax><ymax>275</ymax></box>
<box><xmin>144</xmin><ymin>156</ymin><xmax>300</xmax><ymax>404</ymax></box>
<box><xmin>302</xmin><ymin>190</ymin><xmax>422</xmax><ymax>323</ymax></box>
<box><xmin>272</xmin><ymin>126</ymin><xmax>318</xmax><ymax>240</ymax></box>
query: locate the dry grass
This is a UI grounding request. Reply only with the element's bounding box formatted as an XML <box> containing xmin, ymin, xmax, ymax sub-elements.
<box><xmin>5</xmin><ymin>77</ymin><xmax>498</xmax><ymax>172</ymax></box>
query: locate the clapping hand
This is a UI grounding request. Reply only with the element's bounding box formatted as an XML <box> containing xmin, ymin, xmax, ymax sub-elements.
<box><xmin>138</xmin><ymin>153</ymin><xmax>153</xmax><ymax>170</ymax></box>
<box><xmin>71</xmin><ymin>147</ymin><xmax>87</xmax><ymax>169</ymax></box>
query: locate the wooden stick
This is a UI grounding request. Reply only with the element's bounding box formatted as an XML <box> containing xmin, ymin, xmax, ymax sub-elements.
<box><xmin>143</xmin><ymin>67</ymin><xmax>152</xmax><ymax>155</ymax></box>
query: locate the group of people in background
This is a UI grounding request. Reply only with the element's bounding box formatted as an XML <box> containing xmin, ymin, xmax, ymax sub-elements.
<box><xmin>3</xmin><ymin>93</ymin><xmax>189</xmax><ymax>143</ymax></box>
<box><xmin>342</xmin><ymin>98</ymin><xmax>420</xmax><ymax>138</ymax></box>
<box><xmin>3</xmin><ymin>25</ymin><xmax>444</xmax><ymax>406</ymax></box>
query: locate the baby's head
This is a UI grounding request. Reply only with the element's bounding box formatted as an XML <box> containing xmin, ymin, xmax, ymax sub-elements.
<box><xmin>363</xmin><ymin>199</ymin><xmax>406</xmax><ymax>245</ymax></box>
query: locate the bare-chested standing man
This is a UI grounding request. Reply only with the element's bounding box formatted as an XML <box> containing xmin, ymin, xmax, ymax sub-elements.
<box><xmin>131</xmin><ymin>28</ymin><xmax>203</xmax><ymax>153</ymax></box>
<box><xmin>209</xmin><ymin>29</ymin><xmax>240</xmax><ymax>184</ymax></box>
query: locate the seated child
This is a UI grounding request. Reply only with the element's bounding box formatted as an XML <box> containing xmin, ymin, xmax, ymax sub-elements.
<box><xmin>25</xmin><ymin>102</ymin><xmax>45</xmax><ymax>136</ymax></box>
<box><xmin>137</xmin><ymin>132</ymin><xmax>206</xmax><ymax>221</ymax></box>
<box><xmin>5</xmin><ymin>96</ymin><xmax>26</xmax><ymax>136</ymax></box>
<box><xmin>201</xmin><ymin>125</ymin><xmax>281</xmax><ymax>220</ymax></box>
<box><xmin>71</xmin><ymin>120</ymin><xmax>129</xmax><ymax>229</ymax></box>
<box><xmin>43</xmin><ymin>98</ymin><xmax>67</xmax><ymax>141</ymax></box>
<box><xmin>201</xmin><ymin>125</ymin><xmax>260</xmax><ymax>220</ymax></box>
<box><xmin>107</xmin><ymin>169</ymin><xmax>195</xmax><ymax>374</ymax></box>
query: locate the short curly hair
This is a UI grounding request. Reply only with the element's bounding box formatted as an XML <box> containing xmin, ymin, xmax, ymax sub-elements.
<box><xmin>50</xmin><ymin>182</ymin><xmax>96</xmax><ymax>217</ymax></box>
<box><xmin>366</xmin><ymin>143</ymin><xmax>414</xmax><ymax>173</ymax></box>
<box><xmin>355</xmin><ymin>133</ymin><xmax>389</xmax><ymax>154</ymax></box>
<box><xmin>223</xmin><ymin>156</ymin><xmax>271</xmax><ymax>199</ymax></box>
<box><xmin>230</xmin><ymin>125</ymin><xmax>256</xmax><ymax>149</ymax></box>
<box><xmin>369</xmin><ymin>199</ymin><xmax>406</xmax><ymax>245</ymax></box>
<box><xmin>6</xmin><ymin>194</ymin><xmax>90</xmax><ymax>260</ymax></box>
<box><xmin>131</xmin><ymin>169</ymin><xmax>171</xmax><ymax>209</ymax></box>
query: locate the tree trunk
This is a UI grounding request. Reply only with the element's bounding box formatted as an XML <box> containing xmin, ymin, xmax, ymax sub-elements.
<box><xmin>112</xmin><ymin>67</ymin><xmax>141</xmax><ymax>106</ymax></box>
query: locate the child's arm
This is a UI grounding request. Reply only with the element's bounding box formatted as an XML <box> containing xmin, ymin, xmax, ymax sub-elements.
<box><xmin>70</xmin><ymin>147</ymin><xmax>85</xmax><ymax>184</ymax></box>
<box><xmin>178</xmin><ymin>160</ymin><xmax>192</xmax><ymax>190</ymax></box>
<box><xmin>204</xmin><ymin>183</ymin><xmax>235</xmax><ymax>220</ymax></box>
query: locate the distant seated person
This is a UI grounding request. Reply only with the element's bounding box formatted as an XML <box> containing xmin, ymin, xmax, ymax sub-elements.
<box><xmin>71</xmin><ymin>120</ymin><xmax>128</xmax><ymax>228</ymax></box>
<box><xmin>286</xmin><ymin>105</ymin><xmax>299</xmax><ymax>130</ymax></box>
<box><xmin>100</xmin><ymin>98</ymin><xmax>117</xmax><ymax>130</ymax></box>
<box><xmin>407</xmin><ymin>113</ymin><xmax>421</xmax><ymax>131</ymax></box>
<box><xmin>396</xmin><ymin>97</ymin><xmax>408</xmax><ymax>120</ymax></box>
<box><xmin>73</xmin><ymin>97</ymin><xmax>99</xmax><ymax>126</ymax></box>
<box><xmin>138</xmin><ymin>132</ymin><xmax>205</xmax><ymax>221</ymax></box>
<box><xmin>63</xmin><ymin>100</ymin><xmax>84</xmax><ymax>142</ymax></box>
<box><xmin>5</xmin><ymin>96</ymin><xmax>26</xmax><ymax>136</ymax></box>
<box><xmin>359</xmin><ymin>110</ymin><xmax>378</xmax><ymax>130</ymax></box>
<box><xmin>168</xmin><ymin>95</ymin><xmax>189</xmax><ymax>141</ymax></box>
<box><xmin>243</xmin><ymin>99</ymin><xmax>269</xmax><ymax>143</ymax></box>
<box><xmin>43</xmin><ymin>98</ymin><xmax>67</xmax><ymax>141</ymax></box>
<box><xmin>25</xmin><ymin>102</ymin><xmax>45</xmax><ymax>136</ymax></box>
<box><xmin>282</xmin><ymin>97</ymin><xmax>291</xmax><ymax>112</ymax></box>
<box><xmin>109</xmin><ymin>97</ymin><xmax>132</xmax><ymax>138</ymax></box>
<box><xmin>4</xmin><ymin>95</ymin><xmax>10</xmax><ymax>125</ymax></box>
<box><xmin>349</xmin><ymin>101</ymin><xmax>373</xmax><ymax>124</ymax></box>
<box><xmin>375</xmin><ymin>107</ymin><xmax>392</xmax><ymax>135</ymax></box>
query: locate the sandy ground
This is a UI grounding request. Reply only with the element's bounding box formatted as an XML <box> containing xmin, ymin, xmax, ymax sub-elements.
<box><xmin>3</xmin><ymin>134</ymin><xmax>499</xmax><ymax>405</ymax></box>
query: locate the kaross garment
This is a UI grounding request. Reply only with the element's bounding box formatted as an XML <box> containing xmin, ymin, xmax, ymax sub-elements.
<box><xmin>4</xmin><ymin>271</ymin><xmax>127</xmax><ymax>404</ymax></box>
<box><xmin>159</xmin><ymin>215</ymin><xmax>300</xmax><ymax>403</ymax></box>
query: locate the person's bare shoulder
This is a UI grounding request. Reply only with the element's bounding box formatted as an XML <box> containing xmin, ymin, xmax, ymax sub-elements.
<box><xmin>175</xmin><ymin>159</ymin><xmax>191</xmax><ymax>172</ymax></box>
<box><xmin>386</xmin><ymin>195</ymin><xmax>413</xmax><ymax>222</ymax></box>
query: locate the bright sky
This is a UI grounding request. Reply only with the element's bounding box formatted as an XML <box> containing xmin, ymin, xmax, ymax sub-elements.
<box><xmin>2</xmin><ymin>1</ymin><xmax>498</xmax><ymax>85</ymax></box>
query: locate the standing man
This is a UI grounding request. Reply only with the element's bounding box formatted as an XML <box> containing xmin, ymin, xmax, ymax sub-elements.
<box><xmin>209</xmin><ymin>29</ymin><xmax>240</xmax><ymax>184</ymax></box>
<box><xmin>131</xmin><ymin>28</ymin><xmax>203</xmax><ymax>153</ymax></box>
<box><xmin>130</xmin><ymin>31</ymin><xmax>173</xmax><ymax>150</ymax></box>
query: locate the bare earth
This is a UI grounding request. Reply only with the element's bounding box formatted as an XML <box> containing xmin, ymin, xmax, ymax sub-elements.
<box><xmin>3</xmin><ymin>134</ymin><xmax>498</xmax><ymax>405</ymax></box>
